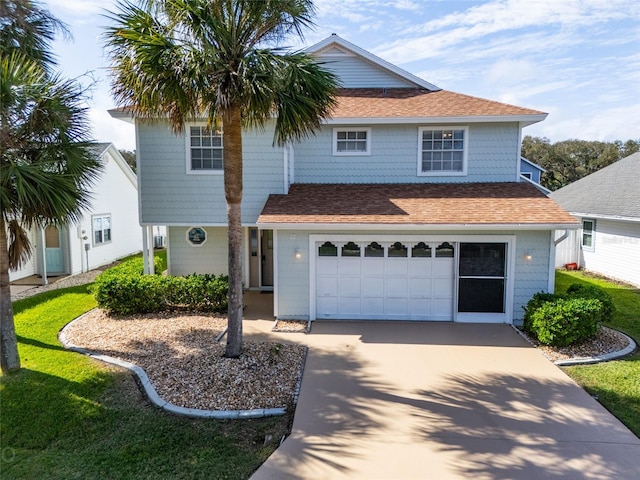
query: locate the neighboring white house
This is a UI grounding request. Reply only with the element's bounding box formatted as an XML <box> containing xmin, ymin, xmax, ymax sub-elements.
<box><xmin>111</xmin><ymin>34</ymin><xmax>578</xmax><ymax>324</ymax></box>
<box><xmin>9</xmin><ymin>143</ymin><xmax>143</xmax><ymax>282</ymax></box>
<box><xmin>550</xmin><ymin>152</ymin><xmax>640</xmax><ymax>287</ymax></box>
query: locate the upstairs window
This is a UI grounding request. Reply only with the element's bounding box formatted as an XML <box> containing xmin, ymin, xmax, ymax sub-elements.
<box><xmin>92</xmin><ymin>214</ymin><xmax>111</xmax><ymax>246</ymax></box>
<box><xmin>333</xmin><ymin>128</ymin><xmax>371</xmax><ymax>156</ymax></box>
<box><xmin>189</xmin><ymin>126</ymin><xmax>223</xmax><ymax>172</ymax></box>
<box><xmin>418</xmin><ymin>127</ymin><xmax>467</xmax><ymax>176</ymax></box>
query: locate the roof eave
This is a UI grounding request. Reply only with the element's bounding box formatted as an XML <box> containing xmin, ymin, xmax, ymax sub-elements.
<box><xmin>108</xmin><ymin>108</ymin><xmax>135</xmax><ymax>124</ymax></box>
<box><xmin>256</xmin><ymin>222</ymin><xmax>579</xmax><ymax>231</ymax></box>
<box><xmin>324</xmin><ymin>114</ymin><xmax>548</xmax><ymax>125</ymax></box>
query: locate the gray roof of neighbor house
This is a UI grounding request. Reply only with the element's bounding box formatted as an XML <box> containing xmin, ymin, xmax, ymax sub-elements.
<box><xmin>549</xmin><ymin>152</ymin><xmax>640</xmax><ymax>219</ymax></box>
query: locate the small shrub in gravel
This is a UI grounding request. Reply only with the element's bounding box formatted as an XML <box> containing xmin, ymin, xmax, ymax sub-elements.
<box><xmin>530</xmin><ymin>297</ymin><xmax>602</xmax><ymax>347</ymax></box>
<box><xmin>523</xmin><ymin>291</ymin><xmax>562</xmax><ymax>334</ymax></box>
<box><xmin>565</xmin><ymin>283</ymin><xmax>615</xmax><ymax>322</ymax></box>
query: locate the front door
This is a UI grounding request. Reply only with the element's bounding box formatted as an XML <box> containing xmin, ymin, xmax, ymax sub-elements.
<box><xmin>45</xmin><ymin>226</ymin><xmax>65</xmax><ymax>274</ymax></box>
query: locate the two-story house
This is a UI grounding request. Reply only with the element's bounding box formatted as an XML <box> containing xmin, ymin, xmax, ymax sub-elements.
<box><xmin>111</xmin><ymin>35</ymin><xmax>577</xmax><ymax>324</ymax></box>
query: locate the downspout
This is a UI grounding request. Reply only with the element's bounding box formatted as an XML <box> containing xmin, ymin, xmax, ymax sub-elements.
<box><xmin>554</xmin><ymin>229</ymin><xmax>569</xmax><ymax>246</ymax></box>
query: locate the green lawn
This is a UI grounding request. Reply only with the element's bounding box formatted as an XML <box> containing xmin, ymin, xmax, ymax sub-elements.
<box><xmin>556</xmin><ymin>270</ymin><xmax>640</xmax><ymax>436</ymax></box>
<box><xmin>1</xmin><ymin>253</ymin><xmax>289</xmax><ymax>479</ymax></box>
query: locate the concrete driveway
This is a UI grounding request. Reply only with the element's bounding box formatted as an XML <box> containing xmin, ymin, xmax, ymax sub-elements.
<box><xmin>251</xmin><ymin>321</ymin><xmax>640</xmax><ymax>480</ymax></box>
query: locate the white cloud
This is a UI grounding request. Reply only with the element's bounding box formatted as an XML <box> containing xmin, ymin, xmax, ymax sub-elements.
<box><xmin>49</xmin><ymin>0</ymin><xmax>105</xmax><ymax>17</ymax></box>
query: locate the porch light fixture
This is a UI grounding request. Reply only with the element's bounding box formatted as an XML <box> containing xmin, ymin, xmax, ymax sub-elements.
<box><xmin>295</xmin><ymin>248</ymin><xmax>302</xmax><ymax>259</ymax></box>
<box><xmin>524</xmin><ymin>251</ymin><xmax>533</xmax><ymax>261</ymax></box>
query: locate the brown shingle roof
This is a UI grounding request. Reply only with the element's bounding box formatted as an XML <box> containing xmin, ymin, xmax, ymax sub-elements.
<box><xmin>258</xmin><ymin>183</ymin><xmax>577</xmax><ymax>226</ymax></box>
<box><xmin>331</xmin><ymin>89</ymin><xmax>546</xmax><ymax>118</ymax></box>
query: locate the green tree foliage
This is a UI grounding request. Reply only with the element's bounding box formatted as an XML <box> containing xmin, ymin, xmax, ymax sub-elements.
<box><xmin>118</xmin><ymin>149</ymin><xmax>136</xmax><ymax>171</ymax></box>
<box><xmin>521</xmin><ymin>136</ymin><xmax>640</xmax><ymax>191</ymax></box>
<box><xmin>105</xmin><ymin>0</ymin><xmax>339</xmax><ymax>358</ymax></box>
<box><xmin>0</xmin><ymin>0</ymin><xmax>101</xmax><ymax>373</ymax></box>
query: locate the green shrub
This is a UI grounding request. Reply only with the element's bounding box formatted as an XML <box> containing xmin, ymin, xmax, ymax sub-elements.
<box><xmin>92</xmin><ymin>257</ymin><xmax>228</xmax><ymax>315</ymax></box>
<box><xmin>523</xmin><ymin>291</ymin><xmax>562</xmax><ymax>334</ymax></box>
<box><xmin>565</xmin><ymin>283</ymin><xmax>615</xmax><ymax>322</ymax></box>
<box><xmin>530</xmin><ymin>298</ymin><xmax>602</xmax><ymax>347</ymax></box>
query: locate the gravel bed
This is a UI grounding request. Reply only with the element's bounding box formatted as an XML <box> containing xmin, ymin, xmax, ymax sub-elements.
<box><xmin>519</xmin><ymin>325</ymin><xmax>631</xmax><ymax>362</ymax></box>
<box><xmin>64</xmin><ymin>309</ymin><xmax>306</xmax><ymax>411</ymax></box>
<box><xmin>273</xmin><ymin>319</ymin><xmax>309</xmax><ymax>333</ymax></box>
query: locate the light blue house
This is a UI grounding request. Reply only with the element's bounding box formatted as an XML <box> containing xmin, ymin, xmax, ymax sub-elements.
<box><xmin>111</xmin><ymin>35</ymin><xmax>577</xmax><ymax>324</ymax></box>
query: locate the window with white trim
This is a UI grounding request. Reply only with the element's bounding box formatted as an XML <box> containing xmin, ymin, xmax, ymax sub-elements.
<box><xmin>333</xmin><ymin>128</ymin><xmax>371</xmax><ymax>155</ymax></box>
<box><xmin>189</xmin><ymin>126</ymin><xmax>223</xmax><ymax>171</ymax></box>
<box><xmin>582</xmin><ymin>219</ymin><xmax>595</xmax><ymax>250</ymax></box>
<box><xmin>92</xmin><ymin>214</ymin><xmax>111</xmax><ymax>246</ymax></box>
<box><xmin>418</xmin><ymin>127</ymin><xmax>467</xmax><ymax>175</ymax></box>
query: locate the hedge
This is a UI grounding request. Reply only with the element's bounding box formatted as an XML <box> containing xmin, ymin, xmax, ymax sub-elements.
<box><xmin>522</xmin><ymin>283</ymin><xmax>613</xmax><ymax>347</ymax></box>
<box><xmin>529</xmin><ymin>298</ymin><xmax>602</xmax><ymax>347</ymax></box>
<box><xmin>92</xmin><ymin>258</ymin><xmax>228</xmax><ymax>315</ymax></box>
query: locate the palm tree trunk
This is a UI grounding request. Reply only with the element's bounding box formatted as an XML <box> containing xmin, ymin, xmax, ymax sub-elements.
<box><xmin>223</xmin><ymin>103</ymin><xmax>244</xmax><ymax>358</ymax></box>
<box><xmin>0</xmin><ymin>216</ymin><xmax>21</xmax><ymax>372</ymax></box>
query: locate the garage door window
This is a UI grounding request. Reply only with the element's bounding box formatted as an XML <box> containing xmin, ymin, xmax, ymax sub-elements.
<box><xmin>342</xmin><ymin>242</ymin><xmax>361</xmax><ymax>257</ymax></box>
<box><xmin>365</xmin><ymin>242</ymin><xmax>384</xmax><ymax>257</ymax></box>
<box><xmin>412</xmin><ymin>242</ymin><xmax>432</xmax><ymax>257</ymax></box>
<box><xmin>388</xmin><ymin>242</ymin><xmax>408</xmax><ymax>257</ymax></box>
<box><xmin>319</xmin><ymin>241</ymin><xmax>338</xmax><ymax>256</ymax></box>
<box><xmin>436</xmin><ymin>242</ymin><xmax>454</xmax><ymax>257</ymax></box>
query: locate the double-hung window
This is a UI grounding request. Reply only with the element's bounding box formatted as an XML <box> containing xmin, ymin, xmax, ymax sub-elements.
<box><xmin>188</xmin><ymin>126</ymin><xmax>223</xmax><ymax>172</ymax></box>
<box><xmin>93</xmin><ymin>214</ymin><xmax>111</xmax><ymax>246</ymax></box>
<box><xmin>582</xmin><ymin>219</ymin><xmax>595</xmax><ymax>250</ymax></box>
<box><xmin>418</xmin><ymin>126</ymin><xmax>467</xmax><ymax>175</ymax></box>
<box><xmin>333</xmin><ymin>128</ymin><xmax>371</xmax><ymax>156</ymax></box>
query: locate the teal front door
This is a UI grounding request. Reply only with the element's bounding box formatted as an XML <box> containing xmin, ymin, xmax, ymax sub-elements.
<box><xmin>45</xmin><ymin>226</ymin><xmax>65</xmax><ymax>274</ymax></box>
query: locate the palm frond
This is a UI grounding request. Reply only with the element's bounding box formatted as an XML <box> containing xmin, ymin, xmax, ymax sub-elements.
<box><xmin>7</xmin><ymin>219</ymin><xmax>32</xmax><ymax>270</ymax></box>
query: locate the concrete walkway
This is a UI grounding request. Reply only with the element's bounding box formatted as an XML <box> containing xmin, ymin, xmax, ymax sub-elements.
<box><xmin>250</xmin><ymin>321</ymin><xmax>640</xmax><ymax>480</ymax></box>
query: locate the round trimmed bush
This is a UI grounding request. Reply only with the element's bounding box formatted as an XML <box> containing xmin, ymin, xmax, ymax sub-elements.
<box><xmin>522</xmin><ymin>291</ymin><xmax>562</xmax><ymax>334</ymax></box>
<box><xmin>530</xmin><ymin>297</ymin><xmax>602</xmax><ymax>347</ymax></box>
<box><xmin>565</xmin><ymin>283</ymin><xmax>615</xmax><ymax>322</ymax></box>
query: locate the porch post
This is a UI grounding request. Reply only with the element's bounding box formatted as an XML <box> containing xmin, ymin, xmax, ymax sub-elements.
<box><xmin>40</xmin><ymin>227</ymin><xmax>48</xmax><ymax>285</ymax></box>
<box><xmin>147</xmin><ymin>225</ymin><xmax>155</xmax><ymax>275</ymax></box>
<box><xmin>142</xmin><ymin>226</ymin><xmax>149</xmax><ymax>274</ymax></box>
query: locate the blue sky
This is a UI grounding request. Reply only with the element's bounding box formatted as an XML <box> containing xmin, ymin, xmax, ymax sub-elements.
<box><xmin>47</xmin><ymin>0</ymin><xmax>640</xmax><ymax>151</ymax></box>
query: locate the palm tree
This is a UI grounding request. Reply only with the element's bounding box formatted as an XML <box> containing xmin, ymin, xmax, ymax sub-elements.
<box><xmin>105</xmin><ymin>0</ymin><xmax>338</xmax><ymax>357</ymax></box>
<box><xmin>0</xmin><ymin>2</ymin><xmax>101</xmax><ymax>373</ymax></box>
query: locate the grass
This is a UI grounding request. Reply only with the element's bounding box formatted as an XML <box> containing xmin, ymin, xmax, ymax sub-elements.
<box><xmin>1</xmin><ymin>253</ymin><xmax>289</xmax><ymax>479</ymax></box>
<box><xmin>555</xmin><ymin>270</ymin><xmax>640</xmax><ymax>437</ymax></box>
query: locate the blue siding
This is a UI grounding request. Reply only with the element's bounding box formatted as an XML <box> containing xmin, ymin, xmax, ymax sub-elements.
<box><xmin>320</xmin><ymin>55</ymin><xmax>415</xmax><ymax>88</ymax></box>
<box><xmin>294</xmin><ymin>123</ymin><xmax>520</xmax><ymax>184</ymax></box>
<box><xmin>520</xmin><ymin>159</ymin><xmax>543</xmax><ymax>183</ymax></box>
<box><xmin>138</xmin><ymin>121</ymin><xmax>284</xmax><ymax>225</ymax></box>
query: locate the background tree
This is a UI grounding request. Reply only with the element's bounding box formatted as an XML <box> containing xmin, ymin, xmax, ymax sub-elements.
<box><xmin>0</xmin><ymin>0</ymin><xmax>101</xmax><ymax>373</ymax></box>
<box><xmin>118</xmin><ymin>149</ymin><xmax>136</xmax><ymax>171</ymax></box>
<box><xmin>105</xmin><ymin>0</ymin><xmax>338</xmax><ymax>357</ymax></box>
<box><xmin>522</xmin><ymin>136</ymin><xmax>640</xmax><ymax>190</ymax></box>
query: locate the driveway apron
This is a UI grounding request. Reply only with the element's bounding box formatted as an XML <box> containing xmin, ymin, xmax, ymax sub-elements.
<box><xmin>251</xmin><ymin>322</ymin><xmax>640</xmax><ymax>479</ymax></box>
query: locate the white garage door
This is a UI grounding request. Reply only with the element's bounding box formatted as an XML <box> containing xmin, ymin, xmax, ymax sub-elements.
<box><xmin>315</xmin><ymin>240</ymin><xmax>455</xmax><ymax>320</ymax></box>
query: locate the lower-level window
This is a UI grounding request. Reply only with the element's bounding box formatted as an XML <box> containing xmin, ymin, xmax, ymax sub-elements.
<box><xmin>92</xmin><ymin>214</ymin><xmax>111</xmax><ymax>246</ymax></box>
<box><xmin>582</xmin><ymin>219</ymin><xmax>595</xmax><ymax>250</ymax></box>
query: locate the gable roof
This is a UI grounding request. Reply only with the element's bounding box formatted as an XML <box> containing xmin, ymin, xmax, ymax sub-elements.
<box><xmin>549</xmin><ymin>152</ymin><xmax>640</xmax><ymax>220</ymax></box>
<box><xmin>329</xmin><ymin>88</ymin><xmax>546</xmax><ymax>124</ymax></box>
<box><xmin>306</xmin><ymin>34</ymin><xmax>440</xmax><ymax>91</ymax></box>
<box><xmin>258</xmin><ymin>183</ymin><xmax>578</xmax><ymax>229</ymax></box>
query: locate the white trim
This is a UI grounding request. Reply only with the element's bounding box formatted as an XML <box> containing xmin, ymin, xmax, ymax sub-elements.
<box><xmin>332</xmin><ymin>127</ymin><xmax>371</xmax><ymax>156</ymax></box>
<box><xmin>244</xmin><ymin>227</ymin><xmax>250</xmax><ymax>288</ymax></box>
<box><xmin>184</xmin><ymin>123</ymin><xmax>224</xmax><ymax>176</ymax></box>
<box><xmin>258</xmin><ymin>222</ymin><xmax>579</xmax><ymax>231</ymax></box>
<box><xmin>323</xmin><ymin>114</ymin><xmax>547</xmax><ymax>126</ymax></box>
<box><xmin>548</xmin><ymin>230</ymin><xmax>556</xmax><ymax>293</ymax></box>
<box><xmin>567</xmin><ymin>212</ymin><xmax>640</xmax><ymax>223</ymax></box>
<box><xmin>581</xmin><ymin>218</ymin><xmax>596</xmax><ymax>251</ymax></box>
<box><xmin>91</xmin><ymin>213</ymin><xmax>112</xmax><ymax>247</ymax></box>
<box><xmin>520</xmin><ymin>172</ymin><xmax>532</xmax><ymax>179</ymax></box>
<box><xmin>417</xmin><ymin>126</ymin><xmax>468</xmax><ymax>177</ymax></box>
<box><xmin>273</xmin><ymin>229</ymin><xmax>279</xmax><ymax>317</ymax></box>
<box><xmin>305</xmin><ymin>35</ymin><xmax>441</xmax><ymax>91</ymax></box>
<box><xmin>307</xmin><ymin>233</ymin><xmax>516</xmax><ymax>323</ymax></box>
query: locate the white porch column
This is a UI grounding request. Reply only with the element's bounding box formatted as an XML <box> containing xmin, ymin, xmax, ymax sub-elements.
<box><xmin>142</xmin><ymin>226</ymin><xmax>150</xmax><ymax>274</ymax></box>
<box><xmin>40</xmin><ymin>227</ymin><xmax>48</xmax><ymax>285</ymax></box>
<box><xmin>147</xmin><ymin>225</ymin><xmax>155</xmax><ymax>275</ymax></box>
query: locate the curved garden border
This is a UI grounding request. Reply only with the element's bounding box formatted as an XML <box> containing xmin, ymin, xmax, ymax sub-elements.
<box><xmin>59</xmin><ymin>310</ymin><xmax>307</xmax><ymax>419</ymax></box>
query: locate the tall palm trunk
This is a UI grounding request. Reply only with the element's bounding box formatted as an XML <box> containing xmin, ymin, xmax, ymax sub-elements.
<box><xmin>223</xmin><ymin>103</ymin><xmax>244</xmax><ymax>358</ymax></box>
<box><xmin>0</xmin><ymin>216</ymin><xmax>21</xmax><ymax>372</ymax></box>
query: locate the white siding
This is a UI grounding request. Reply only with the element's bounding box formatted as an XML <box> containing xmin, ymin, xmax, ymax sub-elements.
<box><xmin>167</xmin><ymin>226</ymin><xmax>229</xmax><ymax>277</ymax></box>
<box><xmin>7</xmin><ymin>227</ymin><xmax>37</xmax><ymax>281</ymax></box>
<box><xmin>276</xmin><ymin>229</ymin><xmax>552</xmax><ymax>322</ymax></box>
<box><xmin>319</xmin><ymin>56</ymin><xmax>416</xmax><ymax>88</ymax></box>
<box><xmin>137</xmin><ymin>121</ymin><xmax>284</xmax><ymax>225</ymax></box>
<box><xmin>583</xmin><ymin>219</ymin><xmax>640</xmax><ymax>287</ymax></box>
<box><xmin>294</xmin><ymin>123</ymin><xmax>520</xmax><ymax>184</ymax></box>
